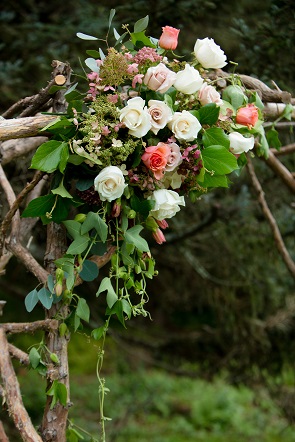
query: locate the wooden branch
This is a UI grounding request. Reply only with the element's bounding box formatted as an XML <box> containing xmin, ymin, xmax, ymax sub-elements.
<box><xmin>8</xmin><ymin>344</ymin><xmax>30</xmax><ymax>365</ymax></box>
<box><xmin>264</xmin><ymin>103</ymin><xmax>295</xmax><ymax>119</ymax></box>
<box><xmin>0</xmin><ymin>328</ymin><xmax>43</xmax><ymax>442</ymax></box>
<box><xmin>212</xmin><ymin>70</ymin><xmax>294</xmax><ymax>104</ymax></box>
<box><xmin>264</xmin><ymin>149</ymin><xmax>295</xmax><ymax>194</ymax></box>
<box><xmin>246</xmin><ymin>156</ymin><xmax>295</xmax><ymax>278</ymax></box>
<box><xmin>271</xmin><ymin>144</ymin><xmax>295</xmax><ymax>156</ymax></box>
<box><xmin>0</xmin><ymin>136</ymin><xmax>48</xmax><ymax>165</ymax></box>
<box><xmin>0</xmin><ymin>115</ymin><xmax>57</xmax><ymax>141</ymax></box>
<box><xmin>0</xmin><ymin>170</ymin><xmax>45</xmax><ymax>247</ymax></box>
<box><xmin>2</xmin><ymin>60</ymin><xmax>71</xmax><ymax>119</ymax></box>
<box><xmin>1</xmin><ymin>319</ymin><xmax>58</xmax><ymax>334</ymax></box>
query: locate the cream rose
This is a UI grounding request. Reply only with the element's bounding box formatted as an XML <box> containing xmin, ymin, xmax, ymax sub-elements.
<box><xmin>173</xmin><ymin>64</ymin><xmax>204</xmax><ymax>94</ymax></box>
<box><xmin>198</xmin><ymin>82</ymin><xmax>223</xmax><ymax>106</ymax></box>
<box><xmin>148</xmin><ymin>189</ymin><xmax>185</xmax><ymax>220</ymax></box>
<box><xmin>168</xmin><ymin>110</ymin><xmax>202</xmax><ymax>142</ymax></box>
<box><xmin>228</xmin><ymin>132</ymin><xmax>255</xmax><ymax>155</ymax></box>
<box><xmin>144</xmin><ymin>63</ymin><xmax>177</xmax><ymax>94</ymax></box>
<box><xmin>194</xmin><ymin>38</ymin><xmax>227</xmax><ymax>69</ymax></box>
<box><xmin>119</xmin><ymin>97</ymin><xmax>152</xmax><ymax>138</ymax></box>
<box><xmin>94</xmin><ymin>166</ymin><xmax>127</xmax><ymax>202</ymax></box>
<box><xmin>148</xmin><ymin>100</ymin><xmax>173</xmax><ymax>135</ymax></box>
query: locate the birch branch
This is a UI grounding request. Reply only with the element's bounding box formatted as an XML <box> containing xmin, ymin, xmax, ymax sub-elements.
<box><xmin>0</xmin><ymin>136</ymin><xmax>48</xmax><ymax>165</ymax></box>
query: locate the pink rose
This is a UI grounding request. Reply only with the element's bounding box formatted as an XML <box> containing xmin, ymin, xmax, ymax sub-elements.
<box><xmin>165</xmin><ymin>142</ymin><xmax>182</xmax><ymax>172</ymax></box>
<box><xmin>198</xmin><ymin>82</ymin><xmax>222</xmax><ymax>106</ymax></box>
<box><xmin>144</xmin><ymin>63</ymin><xmax>177</xmax><ymax>94</ymax></box>
<box><xmin>141</xmin><ymin>142</ymin><xmax>171</xmax><ymax>180</ymax></box>
<box><xmin>236</xmin><ymin>104</ymin><xmax>259</xmax><ymax>127</ymax></box>
<box><xmin>159</xmin><ymin>26</ymin><xmax>180</xmax><ymax>51</ymax></box>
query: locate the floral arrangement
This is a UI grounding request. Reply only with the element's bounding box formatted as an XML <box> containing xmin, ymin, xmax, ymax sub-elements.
<box><xmin>19</xmin><ymin>10</ymin><xmax>274</xmax><ymax>437</ymax></box>
<box><xmin>23</xmin><ymin>11</ymin><xmax>268</xmax><ymax>322</ymax></box>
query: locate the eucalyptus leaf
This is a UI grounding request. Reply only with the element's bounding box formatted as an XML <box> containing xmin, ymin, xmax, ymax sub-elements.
<box><xmin>76</xmin><ymin>32</ymin><xmax>98</xmax><ymax>40</ymax></box>
<box><xmin>38</xmin><ymin>287</ymin><xmax>53</xmax><ymax>309</ymax></box>
<box><xmin>79</xmin><ymin>260</ymin><xmax>99</xmax><ymax>282</ymax></box>
<box><xmin>85</xmin><ymin>57</ymin><xmax>100</xmax><ymax>73</ymax></box>
<box><xmin>133</xmin><ymin>15</ymin><xmax>149</xmax><ymax>33</ymax></box>
<box><xmin>25</xmin><ymin>289</ymin><xmax>39</xmax><ymax>312</ymax></box>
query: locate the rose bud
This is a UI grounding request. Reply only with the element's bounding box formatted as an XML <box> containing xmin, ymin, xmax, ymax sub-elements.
<box><xmin>152</xmin><ymin>228</ymin><xmax>166</xmax><ymax>245</ymax></box>
<box><xmin>159</xmin><ymin>26</ymin><xmax>180</xmax><ymax>51</ymax></box>
<box><xmin>236</xmin><ymin>104</ymin><xmax>259</xmax><ymax>127</ymax></box>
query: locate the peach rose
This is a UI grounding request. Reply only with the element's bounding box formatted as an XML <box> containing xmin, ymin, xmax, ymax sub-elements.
<box><xmin>141</xmin><ymin>142</ymin><xmax>171</xmax><ymax>180</ymax></box>
<box><xmin>144</xmin><ymin>63</ymin><xmax>177</xmax><ymax>94</ymax></box>
<box><xmin>236</xmin><ymin>104</ymin><xmax>259</xmax><ymax>127</ymax></box>
<box><xmin>159</xmin><ymin>26</ymin><xmax>180</xmax><ymax>51</ymax></box>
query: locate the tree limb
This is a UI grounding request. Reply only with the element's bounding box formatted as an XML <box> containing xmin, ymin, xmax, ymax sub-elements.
<box><xmin>8</xmin><ymin>344</ymin><xmax>30</xmax><ymax>365</ymax></box>
<box><xmin>263</xmin><ymin>150</ymin><xmax>295</xmax><ymax>194</ymax></box>
<box><xmin>0</xmin><ymin>328</ymin><xmax>43</xmax><ymax>442</ymax></box>
<box><xmin>0</xmin><ymin>136</ymin><xmax>48</xmax><ymax>165</ymax></box>
<box><xmin>0</xmin><ymin>115</ymin><xmax>57</xmax><ymax>141</ymax></box>
<box><xmin>1</xmin><ymin>319</ymin><xmax>58</xmax><ymax>334</ymax></box>
<box><xmin>246</xmin><ymin>156</ymin><xmax>295</xmax><ymax>278</ymax></box>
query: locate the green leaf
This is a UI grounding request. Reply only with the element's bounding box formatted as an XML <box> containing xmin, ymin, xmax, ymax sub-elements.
<box><xmin>76</xmin><ymin>298</ymin><xmax>90</xmax><ymax>322</ymax></box>
<box><xmin>22</xmin><ymin>194</ymin><xmax>56</xmax><ymax>218</ymax></box>
<box><xmin>130</xmin><ymin>194</ymin><xmax>155</xmax><ymax>218</ymax></box>
<box><xmin>31</xmin><ymin>141</ymin><xmax>68</xmax><ymax>173</ymax></box>
<box><xmin>112</xmin><ymin>300</ymin><xmax>126</xmax><ymax>327</ymax></box>
<box><xmin>63</xmin><ymin>220</ymin><xmax>82</xmax><ymax>240</ymax></box>
<box><xmin>133</xmin><ymin>15</ymin><xmax>149</xmax><ymax>33</ymax></box>
<box><xmin>202</xmin><ymin>173</ymin><xmax>229</xmax><ymax>188</ymax></box>
<box><xmin>55</xmin><ymin>256</ymin><xmax>75</xmax><ymax>274</ymax></box>
<box><xmin>52</xmin><ymin>181</ymin><xmax>72</xmax><ymax>199</ymax></box>
<box><xmin>91</xmin><ymin>326</ymin><xmax>105</xmax><ymax>341</ymax></box>
<box><xmin>47</xmin><ymin>380</ymin><xmax>67</xmax><ymax>409</ymax></box>
<box><xmin>122</xmin><ymin>299</ymin><xmax>132</xmax><ymax>319</ymax></box>
<box><xmin>131</xmin><ymin>31</ymin><xmax>156</xmax><ymax>49</ymax></box>
<box><xmin>38</xmin><ymin>287</ymin><xmax>53</xmax><ymax>309</ymax></box>
<box><xmin>79</xmin><ymin>260</ymin><xmax>99</xmax><ymax>282</ymax></box>
<box><xmin>202</xmin><ymin>127</ymin><xmax>230</xmax><ymax>149</ymax></box>
<box><xmin>266</xmin><ymin>127</ymin><xmax>281</xmax><ymax>150</ymax></box>
<box><xmin>66</xmin><ymin>235</ymin><xmax>90</xmax><ymax>255</ymax></box>
<box><xmin>202</xmin><ymin>145</ymin><xmax>238</xmax><ymax>175</ymax></box>
<box><xmin>86</xmin><ymin>49</ymin><xmax>101</xmax><ymax>58</ymax></box>
<box><xmin>197</xmin><ymin>103</ymin><xmax>220</xmax><ymax>125</ymax></box>
<box><xmin>25</xmin><ymin>289</ymin><xmax>39</xmax><ymax>312</ymax></box>
<box><xmin>121</xmin><ymin>241</ymin><xmax>135</xmax><ymax>266</ymax></box>
<box><xmin>29</xmin><ymin>347</ymin><xmax>41</xmax><ymax>369</ymax></box>
<box><xmin>81</xmin><ymin>212</ymin><xmax>108</xmax><ymax>242</ymax></box>
<box><xmin>124</xmin><ymin>225</ymin><xmax>149</xmax><ymax>252</ymax></box>
<box><xmin>96</xmin><ymin>277</ymin><xmax>118</xmax><ymax>308</ymax></box>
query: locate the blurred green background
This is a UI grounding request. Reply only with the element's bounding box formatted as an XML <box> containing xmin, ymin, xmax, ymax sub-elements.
<box><xmin>0</xmin><ymin>0</ymin><xmax>295</xmax><ymax>440</ymax></box>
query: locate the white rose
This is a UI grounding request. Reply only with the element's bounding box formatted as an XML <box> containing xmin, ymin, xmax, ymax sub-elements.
<box><xmin>163</xmin><ymin>170</ymin><xmax>184</xmax><ymax>189</ymax></box>
<box><xmin>194</xmin><ymin>38</ymin><xmax>227</xmax><ymax>69</ymax></box>
<box><xmin>94</xmin><ymin>166</ymin><xmax>127</xmax><ymax>202</ymax></box>
<box><xmin>144</xmin><ymin>63</ymin><xmax>177</xmax><ymax>94</ymax></box>
<box><xmin>119</xmin><ymin>97</ymin><xmax>152</xmax><ymax>138</ymax></box>
<box><xmin>173</xmin><ymin>64</ymin><xmax>204</xmax><ymax>94</ymax></box>
<box><xmin>148</xmin><ymin>100</ymin><xmax>173</xmax><ymax>135</ymax></box>
<box><xmin>228</xmin><ymin>132</ymin><xmax>255</xmax><ymax>155</ymax></box>
<box><xmin>148</xmin><ymin>189</ymin><xmax>185</xmax><ymax>220</ymax></box>
<box><xmin>168</xmin><ymin>110</ymin><xmax>201</xmax><ymax>142</ymax></box>
<box><xmin>198</xmin><ymin>82</ymin><xmax>223</xmax><ymax>106</ymax></box>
